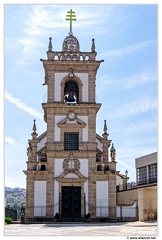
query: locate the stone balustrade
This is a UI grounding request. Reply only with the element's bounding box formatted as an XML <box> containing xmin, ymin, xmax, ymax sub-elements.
<box><xmin>47</xmin><ymin>51</ymin><xmax>96</xmax><ymax>61</ymax></box>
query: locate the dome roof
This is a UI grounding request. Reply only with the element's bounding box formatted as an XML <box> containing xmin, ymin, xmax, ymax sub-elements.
<box><xmin>62</xmin><ymin>32</ymin><xmax>80</xmax><ymax>52</ymax></box>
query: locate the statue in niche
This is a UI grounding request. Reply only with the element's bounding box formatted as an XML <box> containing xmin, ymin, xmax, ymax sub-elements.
<box><xmin>110</xmin><ymin>143</ymin><xmax>116</xmax><ymax>160</ymax></box>
<box><xmin>27</xmin><ymin>143</ymin><xmax>33</xmax><ymax>159</ymax></box>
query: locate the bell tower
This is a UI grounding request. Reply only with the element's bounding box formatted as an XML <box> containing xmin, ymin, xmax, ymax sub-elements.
<box><xmin>24</xmin><ymin>9</ymin><xmax>123</xmax><ymax>222</ymax></box>
<box><xmin>41</xmin><ymin>9</ymin><xmax>104</xmax><ymax>217</ymax></box>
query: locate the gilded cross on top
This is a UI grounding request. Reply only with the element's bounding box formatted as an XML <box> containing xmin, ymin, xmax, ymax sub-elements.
<box><xmin>66</xmin><ymin>9</ymin><xmax>76</xmax><ymax>33</ymax></box>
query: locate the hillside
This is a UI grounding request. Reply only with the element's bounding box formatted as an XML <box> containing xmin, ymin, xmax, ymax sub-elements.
<box><xmin>5</xmin><ymin>187</ymin><xmax>26</xmax><ymax>209</ymax></box>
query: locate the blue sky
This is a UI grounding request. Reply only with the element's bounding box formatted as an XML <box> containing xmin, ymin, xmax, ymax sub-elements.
<box><xmin>4</xmin><ymin>4</ymin><xmax>158</xmax><ymax>188</ymax></box>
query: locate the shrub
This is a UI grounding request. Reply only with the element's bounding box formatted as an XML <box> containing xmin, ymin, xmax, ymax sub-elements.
<box><xmin>5</xmin><ymin>217</ymin><xmax>12</xmax><ymax>224</ymax></box>
<box><xmin>85</xmin><ymin>213</ymin><xmax>91</xmax><ymax>219</ymax></box>
<box><xmin>54</xmin><ymin>213</ymin><xmax>60</xmax><ymax>219</ymax></box>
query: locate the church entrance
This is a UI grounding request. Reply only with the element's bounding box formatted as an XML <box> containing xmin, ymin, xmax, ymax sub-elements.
<box><xmin>61</xmin><ymin>186</ymin><xmax>82</xmax><ymax>222</ymax></box>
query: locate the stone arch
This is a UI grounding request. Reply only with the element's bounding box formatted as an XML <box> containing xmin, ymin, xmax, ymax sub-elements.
<box><xmin>61</xmin><ymin>75</ymin><xmax>83</xmax><ymax>103</ymax></box>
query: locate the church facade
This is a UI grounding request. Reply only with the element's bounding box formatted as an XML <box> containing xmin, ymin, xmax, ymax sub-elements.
<box><xmin>23</xmin><ymin>10</ymin><xmax>127</xmax><ymax>222</ymax></box>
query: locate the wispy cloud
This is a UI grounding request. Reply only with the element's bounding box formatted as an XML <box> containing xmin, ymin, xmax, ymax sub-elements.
<box><xmin>124</xmin><ymin>71</ymin><xmax>157</xmax><ymax>89</ymax></box>
<box><xmin>115</xmin><ymin>117</ymin><xmax>157</xmax><ymax>136</ymax></box>
<box><xmin>5</xmin><ymin>5</ymin><xmax>127</xmax><ymax>63</ymax></box>
<box><xmin>117</xmin><ymin>158</ymin><xmax>135</xmax><ymax>172</ymax></box>
<box><xmin>97</xmin><ymin>70</ymin><xmax>157</xmax><ymax>90</ymax></box>
<box><xmin>108</xmin><ymin>97</ymin><xmax>157</xmax><ymax>120</ymax></box>
<box><xmin>99</xmin><ymin>40</ymin><xmax>157</xmax><ymax>60</ymax></box>
<box><xmin>5</xmin><ymin>91</ymin><xmax>43</xmax><ymax>119</ymax></box>
<box><xmin>5</xmin><ymin>135</ymin><xmax>16</xmax><ymax>145</ymax></box>
<box><xmin>25</xmin><ymin>5</ymin><xmax>117</xmax><ymax>32</ymax></box>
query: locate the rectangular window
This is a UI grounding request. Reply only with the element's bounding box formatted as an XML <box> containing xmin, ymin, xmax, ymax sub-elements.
<box><xmin>64</xmin><ymin>132</ymin><xmax>79</xmax><ymax>151</ymax></box>
<box><xmin>138</xmin><ymin>166</ymin><xmax>147</xmax><ymax>185</ymax></box>
<box><xmin>149</xmin><ymin>163</ymin><xmax>157</xmax><ymax>183</ymax></box>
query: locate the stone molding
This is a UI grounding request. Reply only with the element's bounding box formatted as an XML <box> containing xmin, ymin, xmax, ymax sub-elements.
<box><xmin>57</xmin><ymin>116</ymin><xmax>86</xmax><ymax>129</ymax></box>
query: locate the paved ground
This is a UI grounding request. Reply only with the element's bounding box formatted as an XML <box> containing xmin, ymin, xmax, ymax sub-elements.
<box><xmin>4</xmin><ymin>221</ymin><xmax>158</xmax><ymax>237</ymax></box>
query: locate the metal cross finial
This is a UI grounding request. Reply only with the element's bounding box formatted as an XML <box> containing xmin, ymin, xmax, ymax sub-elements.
<box><xmin>65</xmin><ymin>9</ymin><xmax>76</xmax><ymax>33</ymax></box>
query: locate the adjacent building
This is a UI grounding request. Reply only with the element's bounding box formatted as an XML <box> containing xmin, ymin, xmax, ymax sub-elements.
<box><xmin>135</xmin><ymin>152</ymin><xmax>157</xmax><ymax>221</ymax></box>
<box><xmin>135</xmin><ymin>152</ymin><xmax>157</xmax><ymax>186</ymax></box>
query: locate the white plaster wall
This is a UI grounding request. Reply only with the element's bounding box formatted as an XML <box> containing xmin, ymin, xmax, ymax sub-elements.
<box><xmin>77</xmin><ymin>116</ymin><xmax>88</xmax><ymax>141</ymax></box>
<box><xmin>75</xmin><ymin>73</ymin><xmax>88</xmax><ymax>101</ymax></box>
<box><xmin>66</xmin><ymin>119</ymin><xmax>78</xmax><ymax>124</ymax></box>
<box><xmin>84</xmin><ymin>181</ymin><xmax>89</xmax><ymax>213</ymax></box>
<box><xmin>80</xmin><ymin>159</ymin><xmax>88</xmax><ymax>213</ymax></box>
<box><xmin>96</xmin><ymin>181</ymin><xmax>109</xmax><ymax>217</ymax></box>
<box><xmin>79</xmin><ymin>159</ymin><xmax>88</xmax><ymax>177</ymax></box>
<box><xmin>34</xmin><ymin>181</ymin><xmax>46</xmax><ymax>216</ymax></box>
<box><xmin>64</xmin><ymin>173</ymin><xmax>79</xmax><ymax>178</ymax></box>
<box><xmin>116</xmin><ymin>175</ymin><xmax>123</xmax><ymax>185</ymax></box>
<box><xmin>55</xmin><ymin>159</ymin><xmax>64</xmax><ymax>177</ymax></box>
<box><xmin>116</xmin><ymin>175</ymin><xmax>124</xmax><ymax>191</ymax></box>
<box><xmin>117</xmin><ymin>202</ymin><xmax>136</xmax><ymax>217</ymax></box>
<box><xmin>54</xmin><ymin>116</ymin><xmax>64</xmax><ymax>141</ymax></box>
<box><xmin>37</xmin><ymin>136</ymin><xmax>47</xmax><ymax>151</ymax></box>
<box><xmin>55</xmin><ymin>73</ymin><xmax>67</xmax><ymax>101</ymax></box>
<box><xmin>96</xmin><ymin>138</ymin><xmax>103</xmax><ymax>152</ymax></box>
<box><xmin>55</xmin><ymin>159</ymin><xmax>88</xmax><ymax>178</ymax></box>
<box><xmin>54</xmin><ymin>180</ymin><xmax>59</xmax><ymax>214</ymax></box>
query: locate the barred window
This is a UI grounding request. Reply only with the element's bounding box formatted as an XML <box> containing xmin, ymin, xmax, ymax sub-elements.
<box><xmin>149</xmin><ymin>163</ymin><xmax>157</xmax><ymax>183</ymax></box>
<box><xmin>138</xmin><ymin>166</ymin><xmax>147</xmax><ymax>185</ymax></box>
<box><xmin>64</xmin><ymin>132</ymin><xmax>79</xmax><ymax>151</ymax></box>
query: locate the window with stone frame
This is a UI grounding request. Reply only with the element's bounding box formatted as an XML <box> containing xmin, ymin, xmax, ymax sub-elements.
<box><xmin>64</xmin><ymin>132</ymin><xmax>79</xmax><ymax>151</ymax></box>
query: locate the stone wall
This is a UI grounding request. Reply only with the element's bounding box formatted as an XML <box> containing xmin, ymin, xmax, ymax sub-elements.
<box><xmin>117</xmin><ymin>185</ymin><xmax>157</xmax><ymax>221</ymax></box>
<box><xmin>117</xmin><ymin>188</ymin><xmax>138</xmax><ymax>206</ymax></box>
<box><xmin>138</xmin><ymin>185</ymin><xmax>157</xmax><ymax>221</ymax></box>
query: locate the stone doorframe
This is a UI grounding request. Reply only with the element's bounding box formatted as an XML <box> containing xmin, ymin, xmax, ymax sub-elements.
<box><xmin>56</xmin><ymin>177</ymin><xmax>87</xmax><ymax>217</ymax></box>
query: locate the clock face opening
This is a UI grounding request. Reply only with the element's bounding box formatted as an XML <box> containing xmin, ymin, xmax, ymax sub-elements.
<box><xmin>67</xmin><ymin>111</ymin><xmax>76</xmax><ymax>120</ymax></box>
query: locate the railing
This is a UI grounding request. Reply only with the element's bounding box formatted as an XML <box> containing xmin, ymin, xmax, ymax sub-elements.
<box><xmin>26</xmin><ymin>204</ymin><xmax>138</xmax><ymax>222</ymax></box>
<box><xmin>116</xmin><ymin>180</ymin><xmax>157</xmax><ymax>192</ymax></box>
<box><xmin>5</xmin><ymin>208</ymin><xmax>17</xmax><ymax>221</ymax></box>
<box><xmin>117</xmin><ymin>183</ymin><xmax>137</xmax><ymax>192</ymax></box>
<box><xmin>96</xmin><ymin>158</ymin><xmax>101</xmax><ymax>162</ymax></box>
<box><xmin>34</xmin><ymin>206</ymin><xmax>46</xmax><ymax>217</ymax></box>
<box><xmin>96</xmin><ymin>164</ymin><xmax>110</xmax><ymax>172</ymax></box>
<box><xmin>47</xmin><ymin>51</ymin><xmax>96</xmax><ymax>61</ymax></box>
<box><xmin>117</xmin><ymin>205</ymin><xmax>138</xmax><ymax>221</ymax></box>
<box><xmin>33</xmin><ymin>162</ymin><xmax>47</xmax><ymax>171</ymax></box>
<box><xmin>96</xmin><ymin>205</ymin><xmax>138</xmax><ymax>220</ymax></box>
